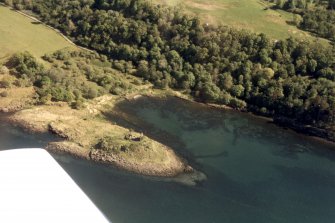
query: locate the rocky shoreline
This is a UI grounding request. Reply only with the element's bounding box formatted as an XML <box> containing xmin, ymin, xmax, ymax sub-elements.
<box><xmin>3</xmin><ymin>99</ymin><xmax>202</xmax><ymax>180</ymax></box>
<box><xmin>89</xmin><ymin>148</ymin><xmax>191</xmax><ymax>177</ymax></box>
<box><xmin>45</xmin><ymin>139</ymin><xmax>207</xmax><ymax>186</ymax></box>
<box><xmin>45</xmin><ymin>141</ymin><xmax>193</xmax><ymax>177</ymax></box>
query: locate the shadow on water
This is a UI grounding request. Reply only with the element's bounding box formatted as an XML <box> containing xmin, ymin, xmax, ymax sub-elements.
<box><xmin>195</xmin><ymin>150</ymin><xmax>229</xmax><ymax>159</ymax></box>
<box><xmin>56</xmin><ymin>152</ymin><xmax>283</xmax><ymax>223</ymax></box>
<box><xmin>0</xmin><ymin>114</ymin><xmax>57</xmax><ymax>151</ymax></box>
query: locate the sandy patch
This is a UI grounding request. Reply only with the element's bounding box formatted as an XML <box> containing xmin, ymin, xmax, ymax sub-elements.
<box><xmin>185</xmin><ymin>0</ymin><xmax>227</xmax><ymax>11</ymax></box>
<box><xmin>265</xmin><ymin>13</ymin><xmax>287</xmax><ymax>25</ymax></box>
<box><xmin>0</xmin><ymin>86</ymin><xmax>35</xmax><ymax>112</ymax></box>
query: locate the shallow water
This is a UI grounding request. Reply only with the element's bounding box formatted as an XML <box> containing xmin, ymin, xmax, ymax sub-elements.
<box><xmin>0</xmin><ymin>115</ymin><xmax>55</xmax><ymax>150</ymax></box>
<box><xmin>1</xmin><ymin>97</ymin><xmax>335</xmax><ymax>223</ymax></box>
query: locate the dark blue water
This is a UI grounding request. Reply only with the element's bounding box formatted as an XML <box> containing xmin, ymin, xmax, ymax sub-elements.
<box><xmin>0</xmin><ymin>115</ymin><xmax>55</xmax><ymax>150</ymax></box>
<box><xmin>1</xmin><ymin>97</ymin><xmax>335</xmax><ymax>223</ymax></box>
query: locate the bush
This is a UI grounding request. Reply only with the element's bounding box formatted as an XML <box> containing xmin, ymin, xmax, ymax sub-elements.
<box><xmin>42</xmin><ymin>54</ymin><xmax>54</xmax><ymax>63</ymax></box>
<box><xmin>131</xmin><ymin>79</ymin><xmax>142</xmax><ymax>86</ymax></box>
<box><xmin>53</xmin><ymin>50</ymin><xmax>70</xmax><ymax>61</ymax></box>
<box><xmin>0</xmin><ymin>66</ymin><xmax>9</xmax><ymax>75</ymax></box>
<box><xmin>229</xmin><ymin>98</ymin><xmax>247</xmax><ymax>110</ymax></box>
<box><xmin>0</xmin><ymin>79</ymin><xmax>11</xmax><ymax>88</ymax></box>
<box><xmin>71</xmin><ymin>98</ymin><xmax>85</xmax><ymax>109</ymax></box>
<box><xmin>0</xmin><ymin>91</ymin><xmax>9</xmax><ymax>97</ymax></box>
<box><xmin>8</xmin><ymin>52</ymin><xmax>44</xmax><ymax>81</ymax></box>
<box><xmin>13</xmin><ymin>77</ymin><xmax>33</xmax><ymax>87</ymax></box>
<box><xmin>110</xmin><ymin>87</ymin><xmax>124</xmax><ymax>95</ymax></box>
<box><xmin>87</xmin><ymin>88</ymin><xmax>98</xmax><ymax>99</ymax></box>
<box><xmin>96</xmin><ymin>136</ymin><xmax>129</xmax><ymax>154</ymax></box>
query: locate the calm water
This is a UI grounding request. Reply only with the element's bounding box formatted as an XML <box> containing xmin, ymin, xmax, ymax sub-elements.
<box><xmin>1</xmin><ymin>97</ymin><xmax>335</xmax><ymax>223</ymax></box>
<box><xmin>0</xmin><ymin>115</ymin><xmax>56</xmax><ymax>149</ymax></box>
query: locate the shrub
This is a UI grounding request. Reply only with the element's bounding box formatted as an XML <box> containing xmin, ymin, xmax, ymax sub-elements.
<box><xmin>71</xmin><ymin>98</ymin><xmax>85</xmax><ymax>109</ymax></box>
<box><xmin>0</xmin><ymin>91</ymin><xmax>9</xmax><ymax>97</ymax></box>
<box><xmin>53</xmin><ymin>50</ymin><xmax>70</xmax><ymax>61</ymax></box>
<box><xmin>0</xmin><ymin>78</ymin><xmax>11</xmax><ymax>88</ymax></box>
<box><xmin>0</xmin><ymin>66</ymin><xmax>9</xmax><ymax>75</ymax></box>
<box><xmin>229</xmin><ymin>98</ymin><xmax>247</xmax><ymax>110</ymax></box>
<box><xmin>42</xmin><ymin>54</ymin><xmax>54</xmax><ymax>63</ymax></box>
<box><xmin>8</xmin><ymin>52</ymin><xmax>44</xmax><ymax>81</ymax></box>
<box><xmin>13</xmin><ymin>77</ymin><xmax>33</xmax><ymax>87</ymax></box>
<box><xmin>87</xmin><ymin>88</ymin><xmax>98</xmax><ymax>99</ymax></box>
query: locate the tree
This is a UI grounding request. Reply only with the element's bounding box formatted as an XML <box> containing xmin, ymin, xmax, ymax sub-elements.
<box><xmin>199</xmin><ymin>82</ymin><xmax>221</xmax><ymax>102</ymax></box>
<box><xmin>276</xmin><ymin>0</ymin><xmax>285</xmax><ymax>8</ymax></box>
<box><xmin>231</xmin><ymin>84</ymin><xmax>245</xmax><ymax>97</ymax></box>
<box><xmin>219</xmin><ymin>73</ymin><xmax>233</xmax><ymax>91</ymax></box>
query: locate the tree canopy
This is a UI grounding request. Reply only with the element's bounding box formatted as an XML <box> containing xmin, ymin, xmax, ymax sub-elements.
<box><xmin>2</xmin><ymin>0</ymin><xmax>335</xmax><ymax>132</ymax></box>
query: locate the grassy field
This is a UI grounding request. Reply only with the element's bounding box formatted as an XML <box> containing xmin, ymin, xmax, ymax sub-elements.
<box><xmin>0</xmin><ymin>5</ymin><xmax>75</xmax><ymax>62</ymax></box>
<box><xmin>153</xmin><ymin>0</ymin><xmax>322</xmax><ymax>41</ymax></box>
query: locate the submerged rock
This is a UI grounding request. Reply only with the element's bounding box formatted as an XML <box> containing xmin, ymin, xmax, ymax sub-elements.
<box><xmin>173</xmin><ymin>170</ymin><xmax>207</xmax><ymax>186</ymax></box>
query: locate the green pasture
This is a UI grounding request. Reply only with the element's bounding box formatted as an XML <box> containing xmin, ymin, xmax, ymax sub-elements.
<box><xmin>154</xmin><ymin>0</ymin><xmax>324</xmax><ymax>41</ymax></box>
<box><xmin>0</xmin><ymin>5</ymin><xmax>75</xmax><ymax>62</ymax></box>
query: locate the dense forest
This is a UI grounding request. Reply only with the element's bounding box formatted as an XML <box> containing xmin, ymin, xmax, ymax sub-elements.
<box><xmin>1</xmin><ymin>0</ymin><xmax>335</xmax><ymax>134</ymax></box>
<box><xmin>267</xmin><ymin>0</ymin><xmax>335</xmax><ymax>41</ymax></box>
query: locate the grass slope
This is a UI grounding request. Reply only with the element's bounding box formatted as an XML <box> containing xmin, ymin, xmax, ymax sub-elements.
<box><xmin>0</xmin><ymin>5</ymin><xmax>75</xmax><ymax>62</ymax></box>
<box><xmin>154</xmin><ymin>0</ymin><xmax>321</xmax><ymax>40</ymax></box>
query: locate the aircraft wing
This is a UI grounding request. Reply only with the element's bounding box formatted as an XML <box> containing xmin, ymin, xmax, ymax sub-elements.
<box><xmin>0</xmin><ymin>148</ymin><xmax>109</xmax><ymax>223</ymax></box>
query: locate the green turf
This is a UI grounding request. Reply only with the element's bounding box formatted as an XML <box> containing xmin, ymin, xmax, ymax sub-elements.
<box><xmin>0</xmin><ymin>5</ymin><xmax>75</xmax><ymax>62</ymax></box>
<box><xmin>154</xmin><ymin>0</ymin><xmax>325</xmax><ymax>41</ymax></box>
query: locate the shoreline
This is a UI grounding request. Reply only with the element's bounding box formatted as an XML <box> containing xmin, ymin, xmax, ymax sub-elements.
<box><xmin>3</xmin><ymin>99</ymin><xmax>201</xmax><ymax>179</ymax></box>
<box><xmin>45</xmin><ymin>141</ymin><xmax>193</xmax><ymax>177</ymax></box>
<box><xmin>10</xmin><ymin>118</ymin><xmax>196</xmax><ymax>178</ymax></box>
<box><xmin>151</xmin><ymin>92</ymin><xmax>335</xmax><ymax>147</ymax></box>
<box><xmin>1</xmin><ymin>87</ymin><xmax>334</xmax><ymax>180</ymax></box>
